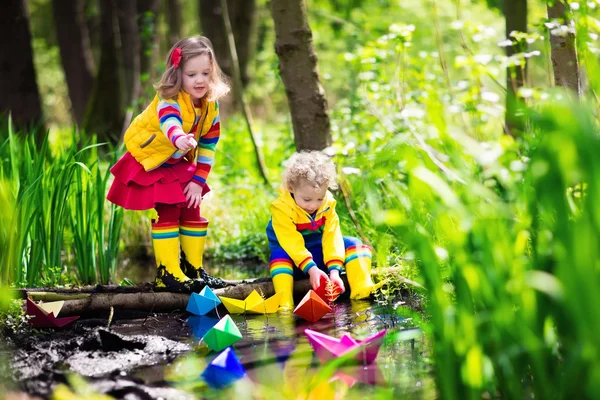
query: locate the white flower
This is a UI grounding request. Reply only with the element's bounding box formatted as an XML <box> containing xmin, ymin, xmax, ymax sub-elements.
<box><xmin>498</xmin><ymin>39</ymin><xmax>514</xmax><ymax>47</ymax></box>
<box><xmin>342</xmin><ymin>167</ymin><xmax>361</xmax><ymax>175</ymax></box>
<box><xmin>457</xmin><ymin>80</ymin><xmax>470</xmax><ymax>90</ymax></box>
<box><xmin>524</xmin><ymin>50</ymin><xmax>541</xmax><ymax>58</ymax></box>
<box><xmin>518</xmin><ymin>88</ymin><xmax>534</xmax><ymax>98</ymax></box>
<box><xmin>474</xmin><ymin>54</ymin><xmax>493</xmax><ymax>64</ymax></box>
<box><xmin>481</xmin><ymin>91</ymin><xmax>500</xmax><ymax>103</ymax></box>
<box><xmin>399</xmin><ymin>107</ymin><xmax>426</xmax><ymax>119</ymax></box>
<box><xmin>570</xmin><ymin>2</ymin><xmax>580</xmax><ymax>10</ymax></box>
<box><xmin>451</xmin><ymin>20</ymin><xmax>464</xmax><ymax>30</ymax></box>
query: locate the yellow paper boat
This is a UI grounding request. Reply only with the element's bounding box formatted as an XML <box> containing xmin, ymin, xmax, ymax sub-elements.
<box><xmin>219</xmin><ymin>290</ymin><xmax>281</xmax><ymax>314</ymax></box>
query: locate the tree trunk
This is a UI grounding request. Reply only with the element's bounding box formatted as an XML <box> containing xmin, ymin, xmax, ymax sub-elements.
<box><xmin>504</xmin><ymin>0</ymin><xmax>527</xmax><ymax>136</ymax></box>
<box><xmin>164</xmin><ymin>0</ymin><xmax>183</xmax><ymax>46</ymax></box>
<box><xmin>52</xmin><ymin>0</ymin><xmax>95</xmax><ymax>126</ymax></box>
<box><xmin>199</xmin><ymin>0</ymin><xmax>256</xmax><ymax>85</ymax></box>
<box><xmin>271</xmin><ymin>0</ymin><xmax>331</xmax><ymax>151</ymax></box>
<box><xmin>137</xmin><ymin>0</ymin><xmax>161</xmax><ymax>104</ymax></box>
<box><xmin>0</xmin><ymin>0</ymin><xmax>43</xmax><ymax>128</ymax></box>
<box><xmin>116</xmin><ymin>0</ymin><xmax>141</xmax><ymax>109</ymax></box>
<box><xmin>547</xmin><ymin>0</ymin><xmax>580</xmax><ymax>94</ymax></box>
<box><xmin>83</xmin><ymin>0</ymin><xmax>124</xmax><ymax>144</ymax></box>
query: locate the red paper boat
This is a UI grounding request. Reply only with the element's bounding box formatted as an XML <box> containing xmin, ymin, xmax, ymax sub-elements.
<box><xmin>304</xmin><ymin>328</ymin><xmax>387</xmax><ymax>365</ymax></box>
<box><xmin>293</xmin><ymin>290</ymin><xmax>331</xmax><ymax>322</ymax></box>
<box><xmin>314</xmin><ymin>276</ymin><xmax>343</xmax><ymax>303</ymax></box>
<box><xmin>26</xmin><ymin>298</ymin><xmax>80</xmax><ymax>328</ymax></box>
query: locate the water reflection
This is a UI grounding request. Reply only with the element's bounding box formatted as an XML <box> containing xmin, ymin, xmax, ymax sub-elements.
<box><xmin>186</xmin><ymin>315</ymin><xmax>219</xmax><ymax>339</ymax></box>
<box><xmin>136</xmin><ymin>299</ymin><xmax>432</xmax><ymax>398</ymax></box>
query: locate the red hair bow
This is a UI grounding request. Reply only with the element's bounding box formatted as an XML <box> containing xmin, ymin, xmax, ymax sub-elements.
<box><xmin>171</xmin><ymin>48</ymin><xmax>182</xmax><ymax>69</ymax></box>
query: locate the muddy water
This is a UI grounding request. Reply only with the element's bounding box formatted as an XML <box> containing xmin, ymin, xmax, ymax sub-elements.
<box><xmin>4</xmin><ymin>298</ymin><xmax>434</xmax><ymax>399</ymax></box>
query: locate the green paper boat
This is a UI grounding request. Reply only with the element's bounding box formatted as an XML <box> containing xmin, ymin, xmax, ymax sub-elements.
<box><xmin>202</xmin><ymin>315</ymin><xmax>243</xmax><ymax>352</ymax></box>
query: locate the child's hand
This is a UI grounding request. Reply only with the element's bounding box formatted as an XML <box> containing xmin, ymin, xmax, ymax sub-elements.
<box><xmin>329</xmin><ymin>270</ymin><xmax>346</xmax><ymax>293</ymax></box>
<box><xmin>308</xmin><ymin>267</ymin><xmax>329</xmax><ymax>291</ymax></box>
<box><xmin>184</xmin><ymin>181</ymin><xmax>203</xmax><ymax>208</ymax></box>
<box><xmin>175</xmin><ymin>134</ymin><xmax>198</xmax><ymax>151</ymax></box>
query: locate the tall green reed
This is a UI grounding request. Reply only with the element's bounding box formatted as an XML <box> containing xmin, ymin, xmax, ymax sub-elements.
<box><xmin>0</xmin><ymin>119</ymin><xmax>123</xmax><ymax>287</ymax></box>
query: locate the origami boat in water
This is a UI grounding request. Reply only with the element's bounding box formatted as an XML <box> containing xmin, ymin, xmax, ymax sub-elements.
<box><xmin>26</xmin><ymin>298</ymin><xmax>80</xmax><ymax>329</ymax></box>
<box><xmin>186</xmin><ymin>286</ymin><xmax>221</xmax><ymax>316</ymax></box>
<box><xmin>202</xmin><ymin>315</ymin><xmax>243</xmax><ymax>352</ymax></box>
<box><xmin>304</xmin><ymin>328</ymin><xmax>387</xmax><ymax>365</ymax></box>
<box><xmin>314</xmin><ymin>277</ymin><xmax>343</xmax><ymax>303</ymax></box>
<box><xmin>219</xmin><ymin>290</ymin><xmax>281</xmax><ymax>314</ymax></box>
<box><xmin>293</xmin><ymin>290</ymin><xmax>331</xmax><ymax>322</ymax></box>
<box><xmin>201</xmin><ymin>347</ymin><xmax>247</xmax><ymax>388</ymax></box>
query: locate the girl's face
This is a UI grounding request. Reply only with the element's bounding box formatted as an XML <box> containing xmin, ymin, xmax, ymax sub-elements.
<box><xmin>290</xmin><ymin>181</ymin><xmax>328</xmax><ymax>215</ymax></box>
<box><xmin>182</xmin><ymin>54</ymin><xmax>212</xmax><ymax>102</ymax></box>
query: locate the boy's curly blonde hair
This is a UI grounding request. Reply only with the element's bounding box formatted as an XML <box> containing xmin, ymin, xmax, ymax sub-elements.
<box><xmin>283</xmin><ymin>151</ymin><xmax>338</xmax><ymax>191</ymax></box>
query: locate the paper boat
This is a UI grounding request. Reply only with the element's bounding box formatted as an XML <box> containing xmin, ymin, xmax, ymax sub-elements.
<box><xmin>219</xmin><ymin>290</ymin><xmax>281</xmax><ymax>314</ymax></box>
<box><xmin>201</xmin><ymin>347</ymin><xmax>247</xmax><ymax>388</ymax></box>
<box><xmin>314</xmin><ymin>277</ymin><xmax>343</xmax><ymax>303</ymax></box>
<box><xmin>293</xmin><ymin>290</ymin><xmax>331</xmax><ymax>322</ymax></box>
<box><xmin>26</xmin><ymin>298</ymin><xmax>80</xmax><ymax>329</ymax></box>
<box><xmin>186</xmin><ymin>286</ymin><xmax>221</xmax><ymax>315</ymax></box>
<box><xmin>304</xmin><ymin>328</ymin><xmax>387</xmax><ymax>365</ymax></box>
<box><xmin>202</xmin><ymin>315</ymin><xmax>243</xmax><ymax>352</ymax></box>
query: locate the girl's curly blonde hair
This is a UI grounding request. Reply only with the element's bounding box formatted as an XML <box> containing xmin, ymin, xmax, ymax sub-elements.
<box><xmin>154</xmin><ymin>36</ymin><xmax>230</xmax><ymax>101</ymax></box>
<box><xmin>283</xmin><ymin>151</ymin><xmax>338</xmax><ymax>191</ymax></box>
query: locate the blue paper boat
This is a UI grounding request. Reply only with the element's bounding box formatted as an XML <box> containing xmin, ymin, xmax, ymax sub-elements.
<box><xmin>201</xmin><ymin>347</ymin><xmax>247</xmax><ymax>389</ymax></box>
<box><xmin>186</xmin><ymin>286</ymin><xmax>222</xmax><ymax>315</ymax></box>
<box><xmin>186</xmin><ymin>315</ymin><xmax>219</xmax><ymax>339</ymax></box>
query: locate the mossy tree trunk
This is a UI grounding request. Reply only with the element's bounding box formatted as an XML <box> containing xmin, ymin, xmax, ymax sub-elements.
<box><xmin>137</xmin><ymin>0</ymin><xmax>161</xmax><ymax>105</ymax></box>
<box><xmin>504</xmin><ymin>0</ymin><xmax>527</xmax><ymax>136</ymax></box>
<box><xmin>83</xmin><ymin>0</ymin><xmax>124</xmax><ymax>144</ymax></box>
<box><xmin>0</xmin><ymin>0</ymin><xmax>43</xmax><ymax>129</ymax></box>
<box><xmin>116</xmin><ymin>0</ymin><xmax>141</xmax><ymax>110</ymax></box>
<box><xmin>547</xmin><ymin>0</ymin><xmax>580</xmax><ymax>94</ymax></box>
<box><xmin>165</xmin><ymin>0</ymin><xmax>183</xmax><ymax>47</ymax></box>
<box><xmin>198</xmin><ymin>0</ymin><xmax>256</xmax><ymax>85</ymax></box>
<box><xmin>52</xmin><ymin>0</ymin><xmax>95</xmax><ymax>126</ymax></box>
<box><xmin>271</xmin><ymin>0</ymin><xmax>331</xmax><ymax>151</ymax></box>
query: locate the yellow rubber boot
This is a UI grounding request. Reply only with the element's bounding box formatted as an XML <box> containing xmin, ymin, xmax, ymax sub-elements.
<box><xmin>180</xmin><ymin>219</ymin><xmax>209</xmax><ymax>279</ymax></box>
<box><xmin>270</xmin><ymin>262</ymin><xmax>295</xmax><ymax>310</ymax></box>
<box><xmin>153</xmin><ymin>222</ymin><xmax>203</xmax><ymax>292</ymax></box>
<box><xmin>345</xmin><ymin>244</ymin><xmax>377</xmax><ymax>300</ymax></box>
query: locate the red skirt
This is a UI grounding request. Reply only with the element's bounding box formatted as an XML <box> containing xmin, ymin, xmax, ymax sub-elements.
<box><xmin>107</xmin><ymin>152</ymin><xmax>210</xmax><ymax>211</ymax></box>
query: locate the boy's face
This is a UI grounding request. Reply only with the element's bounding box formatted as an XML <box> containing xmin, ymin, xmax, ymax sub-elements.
<box><xmin>290</xmin><ymin>181</ymin><xmax>328</xmax><ymax>215</ymax></box>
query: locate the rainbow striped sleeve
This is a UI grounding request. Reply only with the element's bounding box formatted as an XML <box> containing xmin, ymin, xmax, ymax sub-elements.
<box><xmin>157</xmin><ymin>98</ymin><xmax>185</xmax><ymax>145</ymax></box>
<box><xmin>193</xmin><ymin>103</ymin><xmax>220</xmax><ymax>187</ymax></box>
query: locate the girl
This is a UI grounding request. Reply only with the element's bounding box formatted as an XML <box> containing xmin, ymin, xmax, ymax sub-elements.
<box><xmin>107</xmin><ymin>36</ymin><xmax>229</xmax><ymax>292</ymax></box>
<box><xmin>266</xmin><ymin>151</ymin><xmax>378</xmax><ymax>309</ymax></box>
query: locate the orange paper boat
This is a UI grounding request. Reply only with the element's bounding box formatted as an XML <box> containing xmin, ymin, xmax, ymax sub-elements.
<box><xmin>314</xmin><ymin>277</ymin><xmax>343</xmax><ymax>303</ymax></box>
<box><xmin>26</xmin><ymin>298</ymin><xmax>80</xmax><ymax>329</ymax></box>
<box><xmin>293</xmin><ymin>290</ymin><xmax>331</xmax><ymax>322</ymax></box>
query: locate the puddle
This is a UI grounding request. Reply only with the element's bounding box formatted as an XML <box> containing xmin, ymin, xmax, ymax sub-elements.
<box><xmin>4</xmin><ymin>296</ymin><xmax>434</xmax><ymax>399</ymax></box>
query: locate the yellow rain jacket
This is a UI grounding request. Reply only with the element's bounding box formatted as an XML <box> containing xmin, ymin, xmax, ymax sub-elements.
<box><xmin>124</xmin><ymin>91</ymin><xmax>217</xmax><ymax>171</ymax></box>
<box><xmin>267</xmin><ymin>187</ymin><xmax>346</xmax><ymax>273</ymax></box>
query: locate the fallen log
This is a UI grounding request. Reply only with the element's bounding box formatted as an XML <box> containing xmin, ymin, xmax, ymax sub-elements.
<box><xmin>21</xmin><ymin>278</ymin><xmax>315</xmax><ymax>317</ymax></box>
<box><xmin>18</xmin><ymin>269</ymin><xmax>420</xmax><ymax>317</ymax></box>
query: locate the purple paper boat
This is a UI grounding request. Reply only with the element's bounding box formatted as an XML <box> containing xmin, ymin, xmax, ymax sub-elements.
<box><xmin>304</xmin><ymin>328</ymin><xmax>387</xmax><ymax>365</ymax></box>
